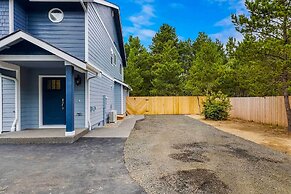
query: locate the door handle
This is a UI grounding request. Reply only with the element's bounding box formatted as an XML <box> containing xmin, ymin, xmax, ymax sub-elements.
<box><xmin>62</xmin><ymin>98</ymin><xmax>65</xmax><ymax>110</ymax></box>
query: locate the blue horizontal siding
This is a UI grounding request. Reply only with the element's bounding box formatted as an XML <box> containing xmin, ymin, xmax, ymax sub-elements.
<box><xmin>20</xmin><ymin>66</ymin><xmax>85</xmax><ymax>129</ymax></box>
<box><xmin>2</xmin><ymin>78</ymin><xmax>16</xmax><ymax>132</ymax></box>
<box><xmin>114</xmin><ymin>82</ymin><xmax>121</xmax><ymax>114</ymax></box>
<box><xmin>123</xmin><ymin>86</ymin><xmax>128</xmax><ymax>114</ymax></box>
<box><xmin>88</xmin><ymin>3</ymin><xmax>123</xmax><ymax>81</ymax></box>
<box><xmin>14</xmin><ymin>0</ymin><xmax>27</xmax><ymax>31</ymax></box>
<box><xmin>90</xmin><ymin>75</ymin><xmax>114</xmax><ymax>128</ymax></box>
<box><xmin>27</xmin><ymin>3</ymin><xmax>85</xmax><ymax>60</ymax></box>
<box><xmin>0</xmin><ymin>0</ymin><xmax>9</xmax><ymax>38</ymax></box>
<box><xmin>95</xmin><ymin>4</ymin><xmax>120</xmax><ymax>53</ymax></box>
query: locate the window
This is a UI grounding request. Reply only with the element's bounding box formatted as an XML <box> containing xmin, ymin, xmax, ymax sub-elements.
<box><xmin>48</xmin><ymin>8</ymin><xmax>64</xmax><ymax>23</ymax></box>
<box><xmin>47</xmin><ymin>80</ymin><xmax>61</xmax><ymax>90</ymax></box>
<box><xmin>120</xmin><ymin>64</ymin><xmax>123</xmax><ymax>74</ymax></box>
<box><xmin>110</xmin><ymin>48</ymin><xmax>117</xmax><ymax>66</ymax></box>
<box><xmin>113</xmin><ymin>53</ymin><xmax>117</xmax><ymax>65</ymax></box>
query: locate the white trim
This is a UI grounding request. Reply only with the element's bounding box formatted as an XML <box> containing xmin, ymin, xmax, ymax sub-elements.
<box><xmin>121</xmin><ymin>85</ymin><xmax>124</xmax><ymax>114</ymax></box>
<box><xmin>38</xmin><ymin>75</ymin><xmax>66</xmax><ymax>129</ymax></box>
<box><xmin>87</xmin><ymin>74</ymin><xmax>91</xmax><ymax>130</ymax></box>
<box><xmin>84</xmin><ymin>7</ymin><xmax>89</xmax><ymax>62</ymax></box>
<box><xmin>91</xmin><ymin>5</ymin><xmax>122</xmax><ymax>60</ymax></box>
<box><xmin>0</xmin><ymin>55</ymin><xmax>63</xmax><ymax>61</ymax></box>
<box><xmin>0</xmin><ymin>31</ymin><xmax>87</xmax><ymax>70</ymax></box>
<box><xmin>0</xmin><ymin>61</ymin><xmax>20</xmax><ymax>71</ymax></box>
<box><xmin>48</xmin><ymin>8</ymin><xmax>64</xmax><ymax>23</ymax></box>
<box><xmin>114</xmin><ymin>79</ymin><xmax>132</xmax><ymax>90</ymax></box>
<box><xmin>85</xmin><ymin>73</ymin><xmax>89</xmax><ymax>128</ymax></box>
<box><xmin>86</xmin><ymin>60</ymin><xmax>131</xmax><ymax>90</ymax></box>
<box><xmin>9</xmin><ymin>0</ymin><xmax>14</xmax><ymax>33</ymax></box>
<box><xmin>0</xmin><ymin>61</ymin><xmax>21</xmax><ymax>131</ymax></box>
<box><xmin>0</xmin><ymin>74</ymin><xmax>2</xmax><ymax>134</ymax></box>
<box><xmin>65</xmin><ymin>130</ymin><xmax>75</xmax><ymax>136</ymax></box>
<box><xmin>29</xmin><ymin>0</ymin><xmax>119</xmax><ymax>10</ymax></box>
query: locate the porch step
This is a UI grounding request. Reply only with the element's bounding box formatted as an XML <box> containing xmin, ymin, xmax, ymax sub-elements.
<box><xmin>0</xmin><ymin>128</ymin><xmax>89</xmax><ymax>144</ymax></box>
<box><xmin>117</xmin><ymin>114</ymin><xmax>126</xmax><ymax>120</ymax></box>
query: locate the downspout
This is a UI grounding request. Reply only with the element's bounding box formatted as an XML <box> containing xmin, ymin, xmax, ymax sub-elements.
<box><xmin>87</xmin><ymin>72</ymin><xmax>100</xmax><ymax>130</ymax></box>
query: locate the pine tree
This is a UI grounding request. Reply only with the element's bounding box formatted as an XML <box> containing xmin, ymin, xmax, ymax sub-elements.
<box><xmin>150</xmin><ymin>24</ymin><xmax>183</xmax><ymax>96</ymax></box>
<box><xmin>124</xmin><ymin>36</ymin><xmax>151</xmax><ymax>96</ymax></box>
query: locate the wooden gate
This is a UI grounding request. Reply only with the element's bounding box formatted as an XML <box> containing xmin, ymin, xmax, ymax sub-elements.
<box><xmin>126</xmin><ymin>96</ymin><xmax>205</xmax><ymax>115</ymax></box>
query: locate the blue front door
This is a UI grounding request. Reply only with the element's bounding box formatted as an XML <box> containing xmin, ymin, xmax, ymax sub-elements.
<box><xmin>43</xmin><ymin>78</ymin><xmax>66</xmax><ymax>125</ymax></box>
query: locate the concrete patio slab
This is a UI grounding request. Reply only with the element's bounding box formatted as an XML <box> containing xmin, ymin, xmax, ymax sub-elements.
<box><xmin>84</xmin><ymin>115</ymin><xmax>144</xmax><ymax>138</ymax></box>
<box><xmin>0</xmin><ymin>128</ymin><xmax>88</xmax><ymax>144</ymax></box>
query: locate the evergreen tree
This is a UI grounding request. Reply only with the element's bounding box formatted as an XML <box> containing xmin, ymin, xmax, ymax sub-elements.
<box><xmin>124</xmin><ymin>36</ymin><xmax>151</xmax><ymax>96</ymax></box>
<box><xmin>186</xmin><ymin>36</ymin><xmax>227</xmax><ymax>95</ymax></box>
<box><xmin>150</xmin><ymin>24</ymin><xmax>179</xmax><ymax>54</ymax></box>
<box><xmin>150</xmin><ymin>24</ymin><xmax>183</xmax><ymax>96</ymax></box>
<box><xmin>232</xmin><ymin>0</ymin><xmax>291</xmax><ymax>131</ymax></box>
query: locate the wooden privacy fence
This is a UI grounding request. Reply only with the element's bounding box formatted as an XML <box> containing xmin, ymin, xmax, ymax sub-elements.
<box><xmin>230</xmin><ymin>96</ymin><xmax>291</xmax><ymax>128</ymax></box>
<box><xmin>126</xmin><ymin>96</ymin><xmax>205</xmax><ymax>115</ymax></box>
<box><xmin>127</xmin><ymin>96</ymin><xmax>291</xmax><ymax>127</ymax></box>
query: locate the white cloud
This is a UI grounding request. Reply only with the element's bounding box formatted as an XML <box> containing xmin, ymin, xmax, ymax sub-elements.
<box><xmin>210</xmin><ymin>28</ymin><xmax>243</xmax><ymax>43</ymax></box>
<box><xmin>208</xmin><ymin>0</ymin><xmax>247</xmax><ymax>43</ymax></box>
<box><xmin>129</xmin><ymin>5</ymin><xmax>155</xmax><ymax>27</ymax></box>
<box><xmin>124</xmin><ymin>1</ymin><xmax>156</xmax><ymax>44</ymax></box>
<box><xmin>215</xmin><ymin>16</ymin><xmax>233</xmax><ymax>27</ymax></box>
<box><xmin>123</xmin><ymin>27</ymin><xmax>156</xmax><ymax>42</ymax></box>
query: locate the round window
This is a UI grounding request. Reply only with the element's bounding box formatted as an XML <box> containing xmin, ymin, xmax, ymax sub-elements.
<box><xmin>48</xmin><ymin>8</ymin><xmax>64</xmax><ymax>23</ymax></box>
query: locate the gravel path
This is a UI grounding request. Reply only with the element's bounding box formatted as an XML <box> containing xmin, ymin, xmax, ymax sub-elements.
<box><xmin>124</xmin><ymin>115</ymin><xmax>291</xmax><ymax>194</ymax></box>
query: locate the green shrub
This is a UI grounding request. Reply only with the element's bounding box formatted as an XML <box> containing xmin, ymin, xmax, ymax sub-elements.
<box><xmin>202</xmin><ymin>91</ymin><xmax>231</xmax><ymax>121</ymax></box>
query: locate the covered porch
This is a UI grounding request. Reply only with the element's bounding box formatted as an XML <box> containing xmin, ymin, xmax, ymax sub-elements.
<box><xmin>0</xmin><ymin>31</ymin><xmax>99</xmax><ymax>137</ymax></box>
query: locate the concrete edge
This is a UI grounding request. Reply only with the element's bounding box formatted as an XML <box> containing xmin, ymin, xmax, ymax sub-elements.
<box><xmin>0</xmin><ymin>129</ymin><xmax>89</xmax><ymax>145</ymax></box>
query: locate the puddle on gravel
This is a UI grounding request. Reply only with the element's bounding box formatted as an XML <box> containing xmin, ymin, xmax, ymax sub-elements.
<box><xmin>160</xmin><ymin>169</ymin><xmax>230</xmax><ymax>194</ymax></box>
<box><xmin>169</xmin><ymin>142</ymin><xmax>209</xmax><ymax>163</ymax></box>
<box><xmin>224</xmin><ymin>145</ymin><xmax>283</xmax><ymax>164</ymax></box>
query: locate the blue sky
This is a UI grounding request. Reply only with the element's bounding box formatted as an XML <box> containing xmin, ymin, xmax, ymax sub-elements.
<box><xmin>113</xmin><ymin>0</ymin><xmax>247</xmax><ymax>46</ymax></box>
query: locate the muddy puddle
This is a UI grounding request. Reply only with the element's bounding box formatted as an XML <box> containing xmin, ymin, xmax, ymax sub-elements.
<box><xmin>160</xmin><ymin>169</ymin><xmax>230</xmax><ymax>194</ymax></box>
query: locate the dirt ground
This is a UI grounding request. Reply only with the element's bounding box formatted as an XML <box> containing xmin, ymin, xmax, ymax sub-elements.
<box><xmin>124</xmin><ymin>115</ymin><xmax>291</xmax><ymax>194</ymax></box>
<box><xmin>190</xmin><ymin>115</ymin><xmax>291</xmax><ymax>155</ymax></box>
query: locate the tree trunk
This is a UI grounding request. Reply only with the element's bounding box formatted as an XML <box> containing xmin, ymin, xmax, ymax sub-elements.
<box><xmin>283</xmin><ymin>68</ymin><xmax>291</xmax><ymax>132</ymax></box>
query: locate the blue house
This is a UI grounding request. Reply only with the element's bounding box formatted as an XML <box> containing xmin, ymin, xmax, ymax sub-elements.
<box><xmin>0</xmin><ymin>0</ymin><xmax>130</xmax><ymax>136</ymax></box>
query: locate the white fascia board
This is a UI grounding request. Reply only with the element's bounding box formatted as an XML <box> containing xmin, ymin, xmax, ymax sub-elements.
<box><xmin>9</xmin><ymin>0</ymin><xmax>14</xmax><ymax>33</ymax></box>
<box><xmin>114</xmin><ymin>79</ymin><xmax>132</xmax><ymax>90</ymax></box>
<box><xmin>29</xmin><ymin>0</ymin><xmax>119</xmax><ymax>10</ymax></box>
<box><xmin>0</xmin><ymin>31</ymin><xmax>87</xmax><ymax>71</ymax></box>
<box><xmin>0</xmin><ymin>55</ymin><xmax>62</xmax><ymax>61</ymax></box>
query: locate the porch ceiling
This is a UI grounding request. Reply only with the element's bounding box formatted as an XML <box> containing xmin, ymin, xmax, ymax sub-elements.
<box><xmin>7</xmin><ymin>61</ymin><xmax>65</xmax><ymax>69</ymax></box>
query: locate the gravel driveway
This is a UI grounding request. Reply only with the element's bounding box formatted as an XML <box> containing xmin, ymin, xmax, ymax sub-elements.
<box><xmin>0</xmin><ymin>138</ymin><xmax>145</xmax><ymax>194</ymax></box>
<box><xmin>125</xmin><ymin>115</ymin><xmax>291</xmax><ymax>194</ymax></box>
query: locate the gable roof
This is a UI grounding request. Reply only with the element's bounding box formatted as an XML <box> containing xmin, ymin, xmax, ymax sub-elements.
<box><xmin>0</xmin><ymin>30</ymin><xmax>100</xmax><ymax>73</ymax></box>
<box><xmin>0</xmin><ymin>30</ymin><xmax>132</xmax><ymax>89</ymax></box>
<box><xmin>29</xmin><ymin>0</ymin><xmax>127</xmax><ymax>66</ymax></box>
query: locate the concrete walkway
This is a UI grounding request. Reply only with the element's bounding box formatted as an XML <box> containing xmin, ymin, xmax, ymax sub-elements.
<box><xmin>0</xmin><ymin>128</ymin><xmax>88</xmax><ymax>144</ymax></box>
<box><xmin>84</xmin><ymin>115</ymin><xmax>144</xmax><ymax>138</ymax></box>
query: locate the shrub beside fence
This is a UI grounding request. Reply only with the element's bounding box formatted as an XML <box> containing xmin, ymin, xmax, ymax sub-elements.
<box><xmin>127</xmin><ymin>96</ymin><xmax>291</xmax><ymax>128</ymax></box>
